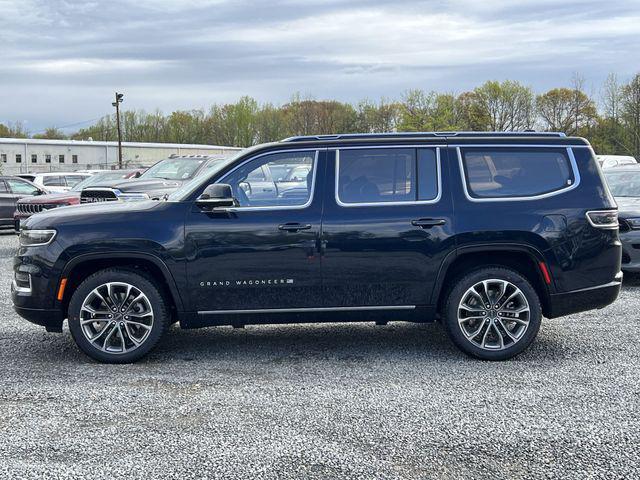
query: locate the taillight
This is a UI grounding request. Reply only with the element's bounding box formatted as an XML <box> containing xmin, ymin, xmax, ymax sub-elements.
<box><xmin>586</xmin><ymin>210</ymin><xmax>618</xmax><ymax>229</ymax></box>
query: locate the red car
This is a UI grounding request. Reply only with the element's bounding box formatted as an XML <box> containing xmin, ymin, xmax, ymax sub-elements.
<box><xmin>14</xmin><ymin>169</ymin><xmax>143</xmax><ymax>232</ymax></box>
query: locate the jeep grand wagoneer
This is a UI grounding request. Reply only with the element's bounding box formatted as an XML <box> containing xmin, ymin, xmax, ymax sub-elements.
<box><xmin>12</xmin><ymin>132</ymin><xmax>621</xmax><ymax>363</ymax></box>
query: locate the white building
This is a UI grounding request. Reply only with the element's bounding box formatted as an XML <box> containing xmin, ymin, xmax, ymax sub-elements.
<box><xmin>0</xmin><ymin>138</ymin><xmax>242</xmax><ymax>174</ymax></box>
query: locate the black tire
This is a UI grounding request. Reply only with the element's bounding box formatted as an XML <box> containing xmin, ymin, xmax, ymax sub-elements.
<box><xmin>68</xmin><ymin>268</ymin><xmax>169</xmax><ymax>364</ymax></box>
<box><xmin>443</xmin><ymin>267</ymin><xmax>542</xmax><ymax>360</ymax></box>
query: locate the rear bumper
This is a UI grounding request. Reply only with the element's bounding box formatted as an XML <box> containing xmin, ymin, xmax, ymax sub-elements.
<box><xmin>546</xmin><ymin>272</ymin><xmax>622</xmax><ymax>318</ymax></box>
<box><xmin>13</xmin><ymin>305</ymin><xmax>64</xmax><ymax>332</ymax></box>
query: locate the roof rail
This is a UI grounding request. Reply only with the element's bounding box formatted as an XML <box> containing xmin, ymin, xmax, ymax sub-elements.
<box><xmin>281</xmin><ymin>132</ymin><xmax>567</xmax><ymax>142</ymax></box>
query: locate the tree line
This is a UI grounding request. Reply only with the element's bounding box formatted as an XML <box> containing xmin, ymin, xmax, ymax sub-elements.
<box><xmin>2</xmin><ymin>74</ymin><xmax>639</xmax><ymax>158</ymax></box>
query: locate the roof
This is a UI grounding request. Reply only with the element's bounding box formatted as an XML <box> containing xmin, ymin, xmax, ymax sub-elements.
<box><xmin>603</xmin><ymin>164</ymin><xmax>640</xmax><ymax>172</ymax></box>
<box><xmin>275</xmin><ymin>131</ymin><xmax>588</xmax><ymax>148</ymax></box>
<box><xmin>0</xmin><ymin>137</ymin><xmax>242</xmax><ymax>150</ymax></box>
<box><xmin>281</xmin><ymin>131</ymin><xmax>568</xmax><ymax>142</ymax></box>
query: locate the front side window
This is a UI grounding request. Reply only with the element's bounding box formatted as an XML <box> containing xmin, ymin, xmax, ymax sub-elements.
<box><xmin>337</xmin><ymin>148</ymin><xmax>439</xmax><ymax>205</ymax></box>
<box><xmin>222</xmin><ymin>151</ymin><xmax>316</xmax><ymax>208</ymax></box>
<box><xmin>461</xmin><ymin>148</ymin><xmax>574</xmax><ymax>199</ymax></box>
<box><xmin>6</xmin><ymin>178</ymin><xmax>39</xmax><ymax>195</ymax></box>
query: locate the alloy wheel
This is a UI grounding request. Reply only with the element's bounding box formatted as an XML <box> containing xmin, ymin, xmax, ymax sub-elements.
<box><xmin>79</xmin><ymin>282</ymin><xmax>154</xmax><ymax>354</ymax></box>
<box><xmin>457</xmin><ymin>279</ymin><xmax>531</xmax><ymax>351</ymax></box>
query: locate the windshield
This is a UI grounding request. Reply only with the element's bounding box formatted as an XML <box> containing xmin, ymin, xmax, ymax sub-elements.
<box><xmin>605</xmin><ymin>171</ymin><xmax>640</xmax><ymax>197</ymax></box>
<box><xmin>141</xmin><ymin>157</ymin><xmax>207</xmax><ymax>181</ymax></box>
<box><xmin>71</xmin><ymin>171</ymin><xmax>133</xmax><ymax>192</ymax></box>
<box><xmin>167</xmin><ymin>152</ymin><xmax>245</xmax><ymax>201</ymax></box>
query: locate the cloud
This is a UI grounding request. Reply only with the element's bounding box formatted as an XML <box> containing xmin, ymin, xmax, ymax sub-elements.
<box><xmin>0</xmin><ymin>0</ymin><xmax>639</xmax><ymax>132</ymax></box>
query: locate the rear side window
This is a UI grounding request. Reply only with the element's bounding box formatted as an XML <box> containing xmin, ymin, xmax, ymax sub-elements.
<box><xmin>460</xmin><ymin>148</ymin><xmax>574</xmax><ymax>199</ymax></box>
<box><xmin>337</xmin><ymin>148</ymin><xmax>439</xmax><ymax>205</ymax></box>
<box><xmin>43</xmin><ymin>176</ymin><xmax>65</xmax><ymax>186</ymax></box>
<box><xmin>65</xmin><ymin>175</ymin><xmax>88</xmax><ymax>187</ymax></box>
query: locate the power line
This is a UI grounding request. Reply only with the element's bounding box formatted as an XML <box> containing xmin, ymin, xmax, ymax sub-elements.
<box><xmin>30</xmin><ymin>114</ymin><xmax>111</xmax><ymax>135</ymax></box>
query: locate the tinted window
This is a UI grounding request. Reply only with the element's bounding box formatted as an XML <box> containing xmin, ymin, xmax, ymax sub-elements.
<box><xmin>43</xmin><ymin>176</ymin><xmax>65</xmax><ymax>186</ymax></box>
<box><xmin>222</xmin><ymin>151</ymin><xmax>316</xmax><ymax>208</ymax></box>
<box><xmin>6</xmin><ymin>178</ymin><xmax>39</xmax><ymax>195</ymax></box>
<box><xmin>337</xmin><ymin>148</ymin><xmax>438</xmax><ymax>204</ymax></box>
<box><xmin>461</xmin><ymin>148</ymin><xmax>574</xmax><ymax>198</ymax></box>
<box><xmin>417</xmin><ymin>149</ymin><xmax>438</xmax><ymax>201</ymax></box>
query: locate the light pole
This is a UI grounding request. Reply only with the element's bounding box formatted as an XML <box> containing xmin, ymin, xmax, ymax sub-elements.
<box><xmin>112</xmin><ymin>92</ymin><xmax>124</xmax><ymax>169</ymax></box>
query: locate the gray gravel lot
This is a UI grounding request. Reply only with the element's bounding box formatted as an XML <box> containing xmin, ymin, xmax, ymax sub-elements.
<box><xmin>0</xmin><ymin>233</ymin><xmax>638</xmax><ymax>479</ymax></box>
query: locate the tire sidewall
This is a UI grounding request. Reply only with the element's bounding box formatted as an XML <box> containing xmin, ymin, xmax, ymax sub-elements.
<box><xmin>444</xmin><ymin>267</ymin><xmax>542</xmax><ymax>361</ymax></box>
<box><xmin>68</xmin><ymin>269</ymin><xmax>167</xmax><ymax>363</ymax></box>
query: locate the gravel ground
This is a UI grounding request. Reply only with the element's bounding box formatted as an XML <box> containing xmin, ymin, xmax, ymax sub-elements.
<box><xmin>0</xmin><ymin>233</ymin><xmax>638</xmax><ymax>479</ymax></box>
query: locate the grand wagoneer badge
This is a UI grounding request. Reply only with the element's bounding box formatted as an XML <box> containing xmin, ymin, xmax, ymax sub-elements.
<box><xmin>200</xmin><ymin>279</ymin><xmax>294</xmax><ymax>287</ymax></box>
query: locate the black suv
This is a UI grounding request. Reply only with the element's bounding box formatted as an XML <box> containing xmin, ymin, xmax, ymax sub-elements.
<box><xmin>12</xmin><ymin>132</ymin><xmax>622</xmax><ymax>363</ymax></box>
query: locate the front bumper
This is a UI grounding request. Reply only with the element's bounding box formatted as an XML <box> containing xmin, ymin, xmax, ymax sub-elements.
<box><xmin>13</xmin><ymin>305</ymin><xmax>64</xmax><ymax>332</ymax></box>
<box><xmin>546</xmin><ymin>272</ymin><xmax>623</xmax><ymax>318</ymax></box>
<box><xmin>620</xmin><ymin>229</ymin><xmax>640</xmax><ymax>272</ymax></box>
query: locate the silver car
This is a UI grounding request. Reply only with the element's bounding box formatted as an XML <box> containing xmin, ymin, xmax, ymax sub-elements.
<box><xmin>604</xmin><ymin>165</ymin><xmax>640</xmax><ymax>272</ymax></box>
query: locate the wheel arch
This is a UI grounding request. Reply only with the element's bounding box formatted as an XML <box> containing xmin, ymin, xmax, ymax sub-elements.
<box><xmin>59</xmin><ymin>252</ymin><xmax>184</xmax><ymax>318</ymax></box>
<box><xmin>433</xmin><ymin>244</ymin><xmax>553</xmax><ymax>317</ymax></box>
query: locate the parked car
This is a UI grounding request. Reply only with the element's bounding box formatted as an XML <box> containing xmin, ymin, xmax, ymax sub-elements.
<box><xmin>603</xmin><ymin>165</ymin><xmax>640</xmax><ymax>272</ymax></box>
<box><xmin>14</xmin><ymin>169</ymin><xmax>143</xmax><ymax>231</ymax></box>
<box><xmin>12</xmin><ymin>132</ymin><xmax>621</xmax><ymax>363</ymax></box>
<box><xmin>0</xmin><ymin>177</ymin><xmax>46</xmax><ymax>230</ymax></box>
<box><xmin>17</xmin><ymin>172</ymin><xmax>91</xmax><ymax>193</ymax></box>
<box><xmin>80</xmin><ymin>155</ymin><xmax>234</xmax><ymax>203</ymax></box>
<box><xmin>597</xmin><ymin>154</ymin><xmax>638</xmax><ymax>169</ymax></box>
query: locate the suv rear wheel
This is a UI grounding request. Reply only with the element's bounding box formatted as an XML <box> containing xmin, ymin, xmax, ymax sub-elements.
<box><xmin>443</xmin><ymin>267</ymin><xmax>542</xmax><ymax>360</ymax></box>
<box><xmin>68</xmin><ymin>268</ymin><xmax>169</xmax><ymax>363</ymax></box>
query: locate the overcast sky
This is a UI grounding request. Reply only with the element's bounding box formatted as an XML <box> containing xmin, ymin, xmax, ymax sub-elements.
<box><xmin>1</xmin><ymin>0</ymin><xmax>639</xmax><ymax>133</ymax></box>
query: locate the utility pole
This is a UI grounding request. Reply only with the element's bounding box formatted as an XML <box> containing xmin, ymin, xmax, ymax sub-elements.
<box><xmin>112</xmin><ymin>92</ymin><xmax>124</xmax><ymax>169</ymax></box>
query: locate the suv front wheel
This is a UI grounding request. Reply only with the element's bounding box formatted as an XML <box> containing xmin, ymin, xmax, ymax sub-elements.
<box><xmin>68</xmin><ymin>268</ymin><xmax>169</xmax><ymax>363</ymax></box>
<box><xmin>443</xmin><ymin>267</ymin><xmax>542</xmax><ymax>360</ymax></box>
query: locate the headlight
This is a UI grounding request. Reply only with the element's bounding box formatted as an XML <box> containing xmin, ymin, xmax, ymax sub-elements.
<box><xmin>19</xmin><ymin>229</ymin><xmax>57</xmax><ymax>247</ymax></box>
<box><xmin>624</xmin><ymin>217</ymin><xmax>640</xmax><ymax>229</ymax></box>
<box><xmin>116</xmin><ymin>192</ymin><xmax>149</xmax><ymax>202</ymax></box>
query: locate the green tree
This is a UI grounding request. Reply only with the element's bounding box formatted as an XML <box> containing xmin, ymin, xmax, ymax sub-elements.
<box><xmin>32</xmin><ymin>127</ymin><xmax>67</xmax><ymax>139</ymax></box>
<box><xmin>536</xmin><ymin>88</ymin><xmax>598</xmax><ymax>135</ymax></box>
<box><xmin>469</xmin><ymin>80</ymin><xmax>535</xmax><ymax>131</ymax></box>
<box><xmin>621</xmin><ymin>74</ymin><xmax>640</xmax><ymax>158</ymax></box>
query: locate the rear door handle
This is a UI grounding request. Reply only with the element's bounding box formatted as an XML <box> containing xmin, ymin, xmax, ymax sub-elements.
<box><xmin>411</xmin><ymin>218</ymin><xmax>446</xmax><ymax>229</ymax></box>
<box><xmin>278</xmin><ymin>222</ymin><xmax>312</xmax><ymax>232</ymax></box>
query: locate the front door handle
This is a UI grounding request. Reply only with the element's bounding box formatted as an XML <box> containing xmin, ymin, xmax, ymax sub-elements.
<box><xmin>278</xmin><ymin>222</ymin><xmax>312</xmax><ymax>232</ymax></box>
<box><xmin>411</xmin><ymin>218</ymin><xmax>446</xmax><ymax>229</ymax></box>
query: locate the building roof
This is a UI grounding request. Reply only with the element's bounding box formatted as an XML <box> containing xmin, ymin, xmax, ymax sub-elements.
<box><xmin>0</xmin><ymin>137</ymin><xmax>242</xmax><ymax>150</ymax></box>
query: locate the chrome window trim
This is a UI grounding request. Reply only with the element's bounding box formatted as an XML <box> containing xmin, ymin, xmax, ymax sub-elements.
<box><xmin>456</xmin><ymin>146</ymin><xmax>581</xmax><ymax>202</ymax></box>
<box><xmin>217</xmin><ymin>149</ymin><xmax>321</xmax><ymax>212</ymax></box>
<box><xmin>449</xmin><ymin>144</ymin><xmax>590</xmax><ymax>148</ymax></box>
<box><xmin>199</xmin><ymin>305</ymin><xmax>416</xmax><ymax>315</ymax></box>
<box><xmin>334</xmin><ymin>146</ymin><xmax>442</xmax><ymax>208</ymax></box>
